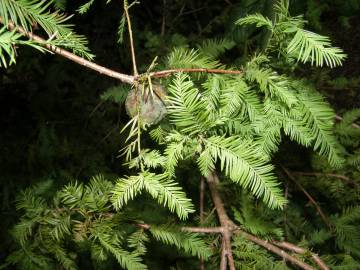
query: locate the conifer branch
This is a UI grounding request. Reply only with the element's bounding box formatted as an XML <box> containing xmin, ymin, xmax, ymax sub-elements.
<box><xmin>0</xmin><ymin>18</ymin><xmax>242</xmax><ymax>85</ymax></box>
<box><xmin>0</xmin><ymin>18</ymin><xmax>135</xmax><ymax>84</ymax></box>
<box><xmin>204</xmin><ymin>171</ymin><xmax>325</xmax><ymax>270</ymax></box>
<box><xmin>144</xmin><ymin>68</ymin><xmax>242</xmax><ymax>79</ymax></box>
<box><xmin>136</xmin><ymin>222</ymin><xmax>326</xmax><ymax>270</ymax></box>
<box><xmin>272</xmin><ymin>241</ymin><xmax>330</xmax><ymax>270</ymax></box>
<box><xmin>237</xmin><ymin>230</ymin><xmax>316</xmax><ymax>270</ymax></box>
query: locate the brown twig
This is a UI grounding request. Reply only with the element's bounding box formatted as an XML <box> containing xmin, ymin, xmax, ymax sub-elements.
<box><xmin>0</xmin><ymin>18</ymin><xmax>135</xmax><ymax>85</ymax></box>
<box><xmin>282</xmin><ymin>167</ymin><xmax>332</xmax><ymax>230</ymax></box>
<box><xmin>335</xmin><ymin>115</ymin><xmax>360</xmax><ymax>129</ymax></box>
<box><xmin>204</xmin><ymin>171</ymin><xmax>326</xmax><ymax>270</ymax></box>
<box><xmin>272</xmin><ymin>241</ymin><xmax>329</xmax><ymax>270</ymax></box>
<box><xmin>1</xmin><ymin>16</ymin><xmax>245</xmax><ymax>89</ymax></box>
<box><xmin>200</xmin><ymin>177</ymin><xmax>205</xmax><ymax>224</ymax></box>
<box><xmin>145</xmin><ymin>68</ymin><xmax>242</xmax><ymax>79</ymax></box>
<box><xmin>124</xmin><ymin>0</ymin><xmax>138</xmax><ymax>76</ymax></box>
<box><xmin>161</xmin><ymin>0</ymin><xmax>166</xmax><ymax>36</ymax></box>
<box><xmin>1</xmin><ymin>18</ymin><xmax>243</xmax><ymax>86</ymax></box>
<box><xmin>182</xmin><ymin>226</ymin><xmax>223</xmax><ymax>233</ymax></box>
<box><xmin>206</xmin><ymin>173</ymin><xmax>237</xmax><ymax>270</ymax></box>
<box><xmin>237</xmin><ymin>230</ymin><xmax>316</xmax><ymax>270</ymax></box>
<box><xmin>284</xmin><ymin>184</ymin><xmax>289</xmax><ymax>239</ymax></box>
<box><xmin>135</xmin><ymin>220</ymin><xmax>329</xmax><ymax>270</ymax></box>
<box><xmin>199</xmin><ymin>176</ymin><xmax>206</xmax><ymax>270</ymax></box>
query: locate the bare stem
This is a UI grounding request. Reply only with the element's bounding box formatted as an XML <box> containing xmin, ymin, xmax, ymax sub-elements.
<box><xmin>0</xmin><ymin>18</ymin><xmax>134</xmax><ymax>84</ymax></box>
<box><xmin>273</xmin><ymin>241</ymin><xmax>330</xmax><ymax>270</ymax></box>
<box><xmin>237</xmin><ymin>230</ymin><xmax>316</xmax><ymax>270</ymax></box>
<box><xmin>124</xmin><ymin>0</ymin><xmax>138</xmax><ymax>76</ymax></box>
<box><xmin>135</xmin><ymin>221</ymin><xmax>327</xmax><ymax>270</ymax></box>
<box><xmin>199</xmin><ymin>176</ymin><xmax>205</xmax><ymax>270</ymax></box>
<box><xmin>206</xmin><ymin>172</ymin><xmax>237</xmax><ymax>270</ymax></box>
<box><xmin>144</xmin><ymin>68</ymin><xmax>242</xmax><ymax>79</ymax></box>
<box><xmin>0</xmin><ymin>18</ymin><xmax>244</xmax><ymax>86</ymax></box>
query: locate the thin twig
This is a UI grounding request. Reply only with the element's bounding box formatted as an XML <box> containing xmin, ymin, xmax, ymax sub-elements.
<box><xmin>200</xmin><ymin>176</ymin><xmax>205</xmax><ymax>224</ymax></box>
<box><xmin>0</xmin><ymin>18</ymin><xmax>134</xmax><ymax>84</ymax></box>
<box><xmin>167</xmin><ymin>3</ymin><xmax>186</xmax><ymax>34</ymax></box>
<box><xmin>293</xmin><ymin>171</ymin><xmax>360</xmax><ymax>188</ymax></box>
<box><xmin>1</xmin><ymin>18</ymin><xmax>243</xmax><ymax>86</ymax></box>
<box><xmin>145</xmin><ymin>68</ymin><xmax>243</xmax><ymax>79</ymax></box>
<box><xmin>335</xmin><ymin>115</ymin><xmax>360</xmax><ymax>129</ymax></box>
<box><xmin>272</xmin><ymin>241</ymin><xmax>330</xmax><ymax>270</ymax></box>
<box><xmin>284</xmin><ymin>184</ymin><xmax>289</xmax><ymax>239</ymax></box>
<box><xmin>135</xmin><ymin>222</ymin><xmax>326</xmax><ymax>270</ymax></box>
<box><xmin>236</xmin><ymin>230</ymin><xmax>316</xmax><ymax>270</ymax></box>
<box><xmin>124</xmin><ymin>0</ymin><xmax>138</xmax><ymax>76</ymax></box>
<box><xmin>161</xmin><ymin>0</ymin><xmax>166</xmax><ymax>36</ymax></box>
<box><xmin>182</xmin><ymin>226</ymin><xmax>223</xmax><ymax>233</ymax></box>
<box><xmin>199</xmin><ymin>176</ymin><xmax>206</xmax><ymax>270</ymax></box>
<box><xmin>282</xmin><ymin>167</ymin><xmax>332</xmax><ymax>230</ymax></box>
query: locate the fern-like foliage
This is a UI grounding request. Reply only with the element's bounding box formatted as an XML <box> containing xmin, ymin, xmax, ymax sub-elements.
<box><xmin>236</xmin><ymin>13</ymin><xmax>273</xmax><ymax>30</ymax></box>
<box><xmin>166</xmin><ymin>73</ymin><xmax>213</xmax><ymax>135</ymax></box>
<box><xmin>5</xmin><ymin>177</ymin><xmax>209</xmax><ymax>270</ymax></box>
<box><xmin>149</xmin><ymin>225</ymin><xmax>212</xmax><ymax>259</ymax></box>
<box><xmin>237</xmin><ymin>0</ymin><xmax>346</xmax><ymax>68</ymax></box>
<box><xmin>4</xmin><ymin>0</ymin><xmax>356</xmax><ymax>269</ymax></box>
<box><xmin>232</xmin><ymin>235</ymin><xmax>289</xmax><ymax>270</ymax></box>
<box><xmin>0</xmin><ymin>0</ymin><xmax>93</xmax><ymax>60</ymax></box>
<box><xmin>111</xmin><ymin>172</ymin><xmax>195</xmax><ymax>220</ymax></box>
<box><xmin>287</xmin><ymin>29</ymin><xmax>346</xmax><ymax>67</ymax></box>
<box><xmin>0</xmin><ymin>26</ymin><xmax>46</xmax><ymax>67</ymax></box>
<box><xmin>203</xmin><ymin>136</ymin><xmax>286</xmax><ymax>209</ymax></box>
<box><xmin>233</xmin><ymin>193</ymin><xmax>284</xmax><ymax>239</ymax></box>
<box><xmin>295</xmin><ymin>88</ymin><xmax>345</xmax><ymax>167</ymax></box>
<box><xmin>197</xmin><ymin>37</ymin><xmax>235</xmax><ymax>59</ymax></box>
<box><xmin>167</xmin><ymin>48</ymin><xmax>221</xmax><ymax>70</ymax></box>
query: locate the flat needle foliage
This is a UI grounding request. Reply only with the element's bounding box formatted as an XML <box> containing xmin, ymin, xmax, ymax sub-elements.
<box><xmin>0</xmin><ymin>0</ymin><xmax>359</xmax><ymax>269</ymax></box>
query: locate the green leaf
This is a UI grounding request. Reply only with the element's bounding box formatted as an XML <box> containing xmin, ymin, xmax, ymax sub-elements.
<box><xmin>204</xmin><ymin>136</ymin><xmax>286</xmax><ymax>209</ymax></box>
<box><xmin>296</xmin><ymin>88</ymin><xmax>345</xmax><ymax>167</ymax></box>
<box><xmin>111</xmin><ymin>172</ymin><xmax>194</xmax><ymax>219</ymax></box>
<box><xmin>236</xmin><ymin>13</ymin><xmax>273</xmax><ymax>31</ymax></box>
<box><xmin>167</xmin><ymin>73</ymin><xmax>212</xmax><ymax>135</ymax></box>
<box><xmin>287</xmin><ymin>29</ymin><xmax>346</xmax><ymax>68</ymax></box>
<box><xmin>149</xmin><ymin>225</ymin><xmax>212</xmax><ymax>260</ymax></box>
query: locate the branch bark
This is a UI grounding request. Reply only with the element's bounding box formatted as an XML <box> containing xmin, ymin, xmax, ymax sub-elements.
<box><xmin>0</xmin><ymin>18</ymin><xmax>244</xmax><ymax>85</ymax></box>
<box><xmin>199</xmin><ymin>176</ymin><xmax>206</xmax><ymax>270</ymax></box>
<box><xmin>0</xmin><ymin>18</ymin><xmax>135</xmax><ymax>84</ymax></box>
<box><xmin>145</xmin><ymin>68</ymin><xmax>242</xmax><ymax>79</ymax></box>
<box><xmin>206</xmin><ymin>172</ymin><xmax>236</xmax><ymax>270</ymax></box>
<box><xmin>272</xmin><ymin>241</ymin><xmax>329</xmax><ymax>270</ymax></box>
<box><xmin>135</xmin><ymin>221</ymin><xmax>328</xmax><ymax>270</ymax></box>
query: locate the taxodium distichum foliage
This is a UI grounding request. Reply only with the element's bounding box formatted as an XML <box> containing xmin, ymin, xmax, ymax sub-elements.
<box><xmin>1</xmin><ymin>0</ymin><xmax>359</xmax><ymax>269</ymax></box>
